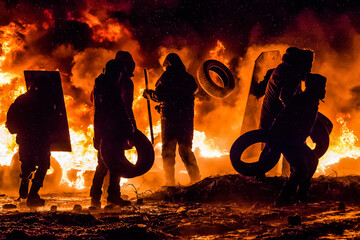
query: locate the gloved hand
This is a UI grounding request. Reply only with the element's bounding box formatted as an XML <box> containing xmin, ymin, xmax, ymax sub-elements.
<box><xmin>143</xmin><ymin>89</ymin><xmax>156</xmax><ymax>100</ymax></box>
<box><xmin>142</xmin><ymin>89</ymin><xmax>151</xmax><ymax>100</ymax></box>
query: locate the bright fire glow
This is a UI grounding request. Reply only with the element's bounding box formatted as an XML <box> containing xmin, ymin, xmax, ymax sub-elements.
<box><xmin>52</xmin><ymin>126</ymin><xmax>97</xmax><ymax>189</ymax></box>
<box><xmin>209</xmin><ymin>40</ymin><xmax>230</xmax><ymax>67</ymax></box>
<box><xmin>2</xmin><ymin>11</ymin><xmax>360</xmax><ymax>194</ymax></box>
<box><xmin>193</xmin><ymin>130</ymin><xmax>229</xmax><ymax>158</ymax></box>
<box><xmin>0</xmin><ymin>124</ymin><xmax>17</xmax><ymax>166</ymax></box>
<box><xmin>317</xmin><ymin>114</ymin><xmax>360</xmax><ymax>173</ymax></box>
<box><xmin>145</xmin><ymin>121</ymin><xmax>229</xmax><ymax>158</ymax></box>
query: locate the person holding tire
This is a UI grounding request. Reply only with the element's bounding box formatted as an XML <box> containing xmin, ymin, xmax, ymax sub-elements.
<box><xmin>260</xmin><ymin>47</ymin><xmax>314</xmax><ymax>131</ymax></box>
<box><xmin>258</xmin><ymin>47</ymin><xmax>314</xmax><ymax>178</ymax></box>
<box><xmin>143</xmin><ymin>53</ymin><xmax>201</xmax><ymax>186</ymax></box>
<box><xmin>90</xmin><ymin>52</ymin><xmax>136</xmax><ymax>207</ymax></box>
<box><xmin>268</xmin><ymin>73</ymin><xmax>327</xmax><ymax>206</ymax></box>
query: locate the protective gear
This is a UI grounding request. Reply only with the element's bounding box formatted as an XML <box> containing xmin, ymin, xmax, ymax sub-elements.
<box><xmin>27</xmin><ymin>175</ymin><xmax>47</xmax><ymax>206</ymax></box>
<box><xmin>147</xmin><ymin>53</ymin><xmax>200</xmax><ymax>185</ymax></box>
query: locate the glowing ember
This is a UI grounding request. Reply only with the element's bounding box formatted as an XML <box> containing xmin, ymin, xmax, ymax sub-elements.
<box><xmin>318</xmin><ymin>114</ymin><xmax>360</xmax><ymax>173</ymax></box>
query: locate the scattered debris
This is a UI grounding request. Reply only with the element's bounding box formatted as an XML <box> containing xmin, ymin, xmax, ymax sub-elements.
<box><xmin>3</xmin><ymin>204</ymin><xmax>16</xmax><ymax>209</ymax></box>
<box><xmin>0</xmin><ymin>175</ymin><xmax>359</xmax><ymax>238</ymax></box>
<box><xmin>338</xmin><ymin>201</ymin><xmax>346</xmax><ymax>212</ymax></box>
<box><xmin>73</xmin><ymin>204</ymin><xmax>82</xmax><ymax>212</ymax></box>
<box><xmin>288</xmin><ymin>215</ymin><xmax>301</xmax><ymax>226</ymax></box>
<box><xmin>50</xmin><ymin>205</ymin><xmax>57</xmax><ymax>212</ymax></box>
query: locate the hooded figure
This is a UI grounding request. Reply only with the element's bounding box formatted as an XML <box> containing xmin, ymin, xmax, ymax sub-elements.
<box><xmin>268</xmin><ymin>73</ymin><xmax>326</xmax><ymax>205</ymax></box>
<box><xmin>90</xmin><ymin>52</ymin><xmax>136</xmax><ymax>207</ymax></box>
<box><xmin>6</xmin><ymin>75</ymin><xmax>55</xmax><ymax>207</ymax></box>
<box><xmin>143</xmin><ymin>53</ymin><xmax>200</xmax><ymax>186</ymax></box>
<box><xmin>260</xmin><ymin>47</ymin><xmax>314</xmax><ymax>130</ymax></box>
<box><xmin>257</xmin><ymin>47</ymin><xmax>314</xmax><ymax>178</ymax></box>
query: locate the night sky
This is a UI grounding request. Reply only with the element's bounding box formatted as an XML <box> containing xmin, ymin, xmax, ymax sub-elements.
<box><xmin>1</xmin><ymin>0</ymin><xmax>360</xmax><ymax>66</ymax></box>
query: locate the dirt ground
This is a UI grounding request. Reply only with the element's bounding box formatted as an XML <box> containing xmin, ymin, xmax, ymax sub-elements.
<box><xmin>1</xmin><ymin>175</ymin><xmax>360</xmax><ymax>240</ymax></box>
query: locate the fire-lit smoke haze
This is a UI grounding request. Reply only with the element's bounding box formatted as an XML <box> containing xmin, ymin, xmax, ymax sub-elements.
<box><xmin>1</xmin><ymin>0</ymin><xmax>360</xmax><ymax>192</ymax></box>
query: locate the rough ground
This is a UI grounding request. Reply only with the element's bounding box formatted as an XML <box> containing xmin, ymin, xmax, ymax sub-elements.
<box><xmin>1</xmin><ymin>175</ymin><xmax>360</xmax><ymax>239</ymax></box>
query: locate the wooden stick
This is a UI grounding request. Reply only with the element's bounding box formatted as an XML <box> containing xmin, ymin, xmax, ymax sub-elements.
<box><xmin>144</xmin><ymin>69</ymin><xmax>154</xmax><ymax>145</ymax></box>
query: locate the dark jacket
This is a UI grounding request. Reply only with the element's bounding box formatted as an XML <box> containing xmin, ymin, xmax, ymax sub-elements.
<box><xmin>260</xmin><ymin>62</ymin><xmax>303</xmax><ymax>131</ymax></box>
<box><xmin>6</xmin><ymin>91</ymin><xmax>53</xmax><ymax>146</ymax></box>
<box><xmin>269</xmin><ymin>91</ymin><xmax>319</xmax><ymax>146</ymax></box>
<box><xmin>93</xmin><ymin>73</ymin><xmax>136</xmax><ymax>148</ymax></box>
<box><xmin>154</xmin><ymin>67</ymin><xmax>197</xmax><ymax>122</ymax></box>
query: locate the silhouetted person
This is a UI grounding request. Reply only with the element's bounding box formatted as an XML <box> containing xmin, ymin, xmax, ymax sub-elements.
<box><xmin>268</xmin><ymin>73</ymin><xmax>326</xmax><ymax>205</ymax></box>
<box><xmin>143</xmin><ymin>53</ymin><xmax>200</xmax><ymax>186</ymax></box>
<box><xmin>6</xmin><ymin>76</ymin><xmax>55</xmax><ymax>207</ymax></box>
<box><xmin>258</xmin><ymin>47</ymin><xmax>314</xmax><ymax>178</ymax></box>
<box><xmin>90</xmin><ymin>53</ymin><xmax>136</xmax><ymax>207</ymax></box>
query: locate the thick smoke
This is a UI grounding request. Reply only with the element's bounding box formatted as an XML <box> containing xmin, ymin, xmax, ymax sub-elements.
<box><xmin>1</xmin><ymin>0</ymin><xmax>360</xmax><ymax>188</ymax></box>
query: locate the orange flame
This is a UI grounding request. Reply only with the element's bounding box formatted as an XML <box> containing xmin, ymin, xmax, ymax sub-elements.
<box><xmin>317</xmin><ymin>114</ymin><xmax>360</xmax><ymax>173</ymax></box>
<box><xmin>209</xmin><ymin>40</ymin><xmax>229</xmax><ymax>67</ymax></box>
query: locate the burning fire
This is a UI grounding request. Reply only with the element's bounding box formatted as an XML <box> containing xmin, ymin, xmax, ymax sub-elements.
<box><xmin>317</xmin><ymin>114</ymin><xmax>360</xmax><ymax>173</ymax></box>
<box><xmin>209</xmin><ymin>40</ymin><xmax>230</xmax><ymax>67</ymax></box>
<box><xmin>1</xmin><ymin>4</ymin><xmax>360</xmax><ymax>193</ymax></box>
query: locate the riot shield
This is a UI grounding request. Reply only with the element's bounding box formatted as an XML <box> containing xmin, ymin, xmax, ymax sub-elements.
<box><xmin>240</xmin><ymin>51</ymin><xmax>281</xmax><ymax>160</ymax></box>
<box><xmin>24</xmin><ymin>71</ymin><xmax>71</xmax><ymax>152</ymax></box>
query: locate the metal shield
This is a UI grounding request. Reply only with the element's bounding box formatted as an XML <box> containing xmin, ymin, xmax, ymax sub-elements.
<box><xmin>24</xmin><ymin>71</ymin><xmax>71</xmax><ymax>152</ymax></box>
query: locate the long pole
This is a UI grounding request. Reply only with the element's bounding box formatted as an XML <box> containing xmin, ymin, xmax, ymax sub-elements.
<box><xmin>144</xmin><ymin>69</ymin><xmax>154</xmax><ymax>145</ymax></box>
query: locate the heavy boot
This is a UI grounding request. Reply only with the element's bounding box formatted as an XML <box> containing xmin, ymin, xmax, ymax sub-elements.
<box><xmin>91</xmin><ymin>197</ymin><xmax>101</xmax><ymax>208</ymax></box>
<box><xmin>163</xmin><ymin>157</ymin><xmax>176</xmax><ymax>186</ymax></box>
<box><xmin>296</xmin><ymin>180</ymin><xmax>311</xmax><ymax>203</ymax></box>
<box><xmin>107</xmin><ymin>195</ymin><xmax>131</xmax><ymax>206</ymax></box>
<box><xmin>26</xmin><ymin>181</ymin><xmax>45</xmax><ymax>207</ymax></box>
<box><xmin>179</xmin><ymin>147</ymin><xmax>200</xmax><ymax>184</ymax></box>
<box><xmin>90</xmin><ymin>166</ymin><xmax>107</xmax><ymax>208</ymax></box>
<box><xmin>106</xmin><ymin>174</ymin><xmax>130</xmax><ymax>206</ymax></box>
<box><xmin>274</xmin><ymin>180</ymin><xmax>298</xmax><ymax>207</ymax></box>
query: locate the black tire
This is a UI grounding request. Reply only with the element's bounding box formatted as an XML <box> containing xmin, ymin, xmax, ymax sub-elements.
<box><xmin>197</xmin><ymin>59</ymin><xmax>235</xmax><ymax>98</ymax></box>
<box><xmin>101</xmin><ymin>130</ymin><xmax>155</xmax><ymax>178</ymax></box>
<box><xmin>230</xmin><ymin>129</ymin><xmax>279</xmax><ymax>176</ymax></box>
<box><xmin>310</xmin><ymin>113</ymin><xmax>332</xmax><ymax>158</ymax></box>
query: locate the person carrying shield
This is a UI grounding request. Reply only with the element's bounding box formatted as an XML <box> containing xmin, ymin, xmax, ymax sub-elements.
<box><xmin>6</xmin><ymin>76</ymin><xmax>56</xmax><ymax>207</ymax></box>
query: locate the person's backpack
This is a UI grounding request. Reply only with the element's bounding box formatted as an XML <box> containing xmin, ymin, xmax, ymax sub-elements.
<box><xmin>6</xmin><ymin>102</ymin><xmax>21</xmax><ymax>134</ymax></box>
